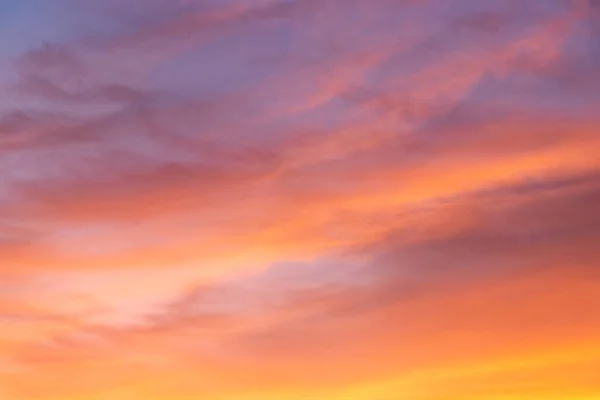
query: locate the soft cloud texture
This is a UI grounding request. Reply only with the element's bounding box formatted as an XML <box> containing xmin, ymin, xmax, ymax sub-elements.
<box><xmin>1</xmin><ymin>0</ymin><xmax>599</xmax><ymax>399</ymax></box>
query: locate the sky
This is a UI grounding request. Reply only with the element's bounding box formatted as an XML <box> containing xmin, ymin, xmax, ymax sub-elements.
<box><xmin>0</xmin><ymin>0</ymin><xmax>600</xmax><ymax>399</ymax></box>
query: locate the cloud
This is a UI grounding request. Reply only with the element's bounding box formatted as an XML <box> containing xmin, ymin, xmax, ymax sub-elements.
<box><xmin>1</xmin><ymin>0</ymin><xmax>600</xmax><ymax>399</ymax></box>
<box><xmin>3</xmin><ymin>171</ymin><xmax>598</xmax><ymax>400</ymax></box>
<box><xmin>14</xmin><ymin>169</ymin><xmax>599</xmax><ymax>367</ymax></box>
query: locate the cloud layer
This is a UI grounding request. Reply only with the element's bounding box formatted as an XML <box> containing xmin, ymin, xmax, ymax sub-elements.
<box><xmin>1</xmin><ymin>0</ymin><xmax>599</xmax><ymax>399</ymax></box>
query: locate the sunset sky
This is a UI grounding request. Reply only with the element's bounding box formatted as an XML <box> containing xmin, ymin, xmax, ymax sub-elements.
<box><xmin>1</xmin><ymin>0</ymin><xmax>600</xmax><ymax>399</ymax></box>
